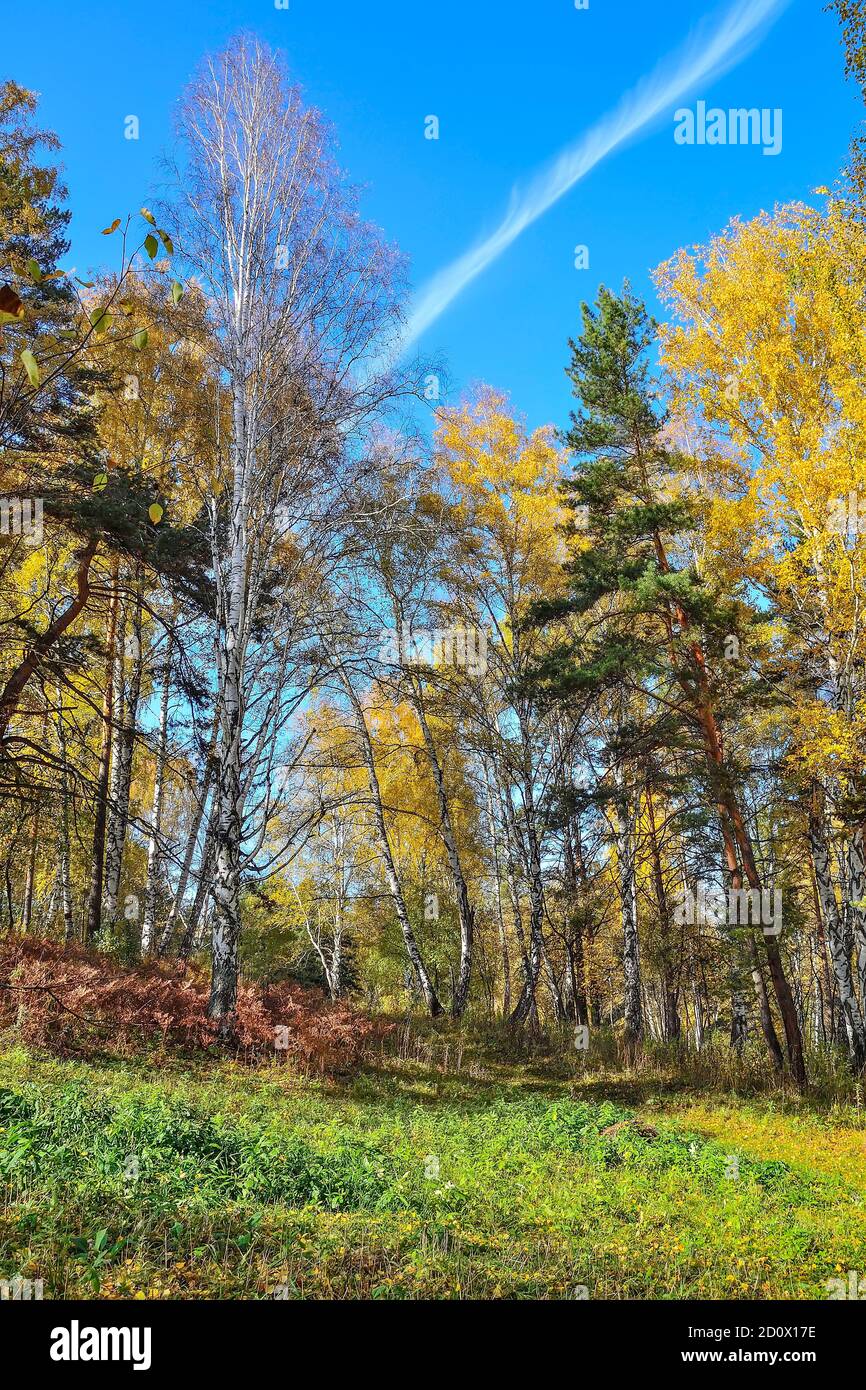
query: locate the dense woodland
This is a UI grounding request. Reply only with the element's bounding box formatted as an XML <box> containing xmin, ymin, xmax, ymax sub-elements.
<box><xmin>2</xmin><ymin>7</ymin><xmax>866</xmax><ymax>1102</ymax></box>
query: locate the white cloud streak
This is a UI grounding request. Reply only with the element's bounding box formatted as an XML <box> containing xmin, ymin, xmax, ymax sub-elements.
<box><xmin>400</xmin><ymin>0</ymin><xmax>790</xmax><ymax>355</ymax></box>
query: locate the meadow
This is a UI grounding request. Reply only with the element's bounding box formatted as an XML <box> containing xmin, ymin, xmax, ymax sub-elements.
<box><xmin>2</xmin><ymin>1028</ymin><xmax>864</xmax><ymax>1301</ymax></box>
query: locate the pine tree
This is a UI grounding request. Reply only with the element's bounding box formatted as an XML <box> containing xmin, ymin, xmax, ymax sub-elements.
<box><xmin>532</xmin><ymin>285</ymin><xmax>807</xmax><ymax>1086</ymax></box>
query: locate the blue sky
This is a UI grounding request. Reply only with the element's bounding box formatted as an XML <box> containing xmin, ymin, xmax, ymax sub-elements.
<box><xmin>6</xmin><ymin>0</ymin><xmax>860</xmax><ymax>430</ymax></box>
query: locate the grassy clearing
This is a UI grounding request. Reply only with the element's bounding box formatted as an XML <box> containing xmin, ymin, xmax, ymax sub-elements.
<box><xmin>1</xmin><ymin>1035</ymin><xmax>865</xmax><ymax>1299</ymax></box>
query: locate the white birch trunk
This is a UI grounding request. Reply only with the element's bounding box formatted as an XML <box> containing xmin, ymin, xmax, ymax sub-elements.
<box><xmin>55</xmin><ymin>687</ymin><xmax>75</xmax><ymax>941</ymax></box>
<box><xmin>141</xmin><ymin>649</ymin><xmax>172</xmax><ymax>956</ymax></box>
<box><xmin>409</xmin><ymin>680</ymin><xmax>474</xmax><ymax>1017</ymax></box>
<box><xmin>847</xmin><ymin>826</ymin><xmax>866</xmax><ymax>1006</ymax></box>
<box><xmin>810</xmin><ymin>805</ymin><xmax>866</xmax><ymax>1069</ymax></box>
<box><xmin>104</xmin><ymin>594</ymin><xmax>143</xmax><ymax>928</ymax></box>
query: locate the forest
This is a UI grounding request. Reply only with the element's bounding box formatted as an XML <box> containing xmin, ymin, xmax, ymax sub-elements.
<box><xmin>1</xmin><ymin>1</ymin><xmax>866</xmax><ymax>1309</ymax></box>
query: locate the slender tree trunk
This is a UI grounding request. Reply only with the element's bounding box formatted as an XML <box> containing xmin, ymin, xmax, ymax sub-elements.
<box><xmin>208</xmin><ymin>373</ymin><xmax>248</xmax><ymax>1035</ymax></box>
<box><xmin>809</xmin><ymin>789</ymin><xmax>866</xmax><ymax>1069</ymax></box>
<box><xmin>809</xmin><ymin>850</ymin><xmax>834</xmax><ymax>1046</ymax></box>
<box><xmin>504</xmin><ymin>707</ymin><xmax>547</xmax><ymax>1029</ymax></box>
<box><xmin>646</xmin><ymin>785</ymin><xmax>679</xmax><ymax>1041</ymax></box>
<box><xmin>180</xmin><ymin>820</ymin><xmax>216</xmax><ymax>960</ymax></box>
<box><xmin>484</xmin><ymin>765</ymin><xmax>511</xmax><ymax>1016</ymax></box>
<box><xmin>340</xmin><ymin>671</ymin><xmax>443</xmax><ymax>1016</ymax></box>
<box><xmin>614</xmin><ymin>763</ymin><xmax>643</xmax><ymax>1052</ymax></box>
<box><xmin>104</xmin><ymin>588</ymin><xmax>143</xmax><ymax>929</ymax></box>
<box><xmin>715</xmin><ymin>766</ymin><xmax>803</xmax><ymax>1083</ymax></box>
<box><xmin>499</xmin><ymin>785</ymin><xmax>535</xmax><ymax>1024</ymax></box>
<box><xmin>84</xmin><ymin>564</ymin><xmax>120</xmax><ymax>945</ymax></box>
<box><xmin>55</xmin><ymin>687</ymin><xmax>76</xmax><ymax>942</ymax></box>
<box><xmin>847</xmin><ymin>824</ymin><xmax>866</xmax><ymax>1006</ymax></box>
<box><xmin>507</xmin><ymin>790</ymin><xmax>545</xmax><ymax>1026</ymax></box>
<box><xmin>158</xmin><ymin>711</ymin><xmax>218</xmax><ymax>956</ymax></box>
<box><xmin>562</xmin><ymin>806</ymin><xmax>589</xmax><ymax>1025</ymax></box>
<box><xmin>730</xmin><ymin>987</ymin><xmax>748</xmax><ymax>1053</ymax></box>
<box><xmin>748</xmin><ymin>935</ymin><xmax>784</xmax><ymax>1072</ymax></box>
<box><xmin>329</xmin><ymin>908</ymin><xmax>344</xmax><ymax>999</ymax></box>
<box><xmin>141</xmin><ymin>643</ymin><xmax>172</xmax><ymax>956</ymax></box>
<box><xmin>409</xmin><ymin>680</ymin><xmax>474</xmax><ymax>1017</ymax></box>
<box><xmin>540</xmin><ymin>933</ymin><xmax>566</xmax><ymax>1021</ymax></box>
<box><xmin>692</xmin><ymin>980</ymin><xmax>705</xmax><ymax>1050</ymax></box>
<box><xmin>20</xmin><ymin>807</ymin><xmax>39</xmax><ymax>932</ymax></box>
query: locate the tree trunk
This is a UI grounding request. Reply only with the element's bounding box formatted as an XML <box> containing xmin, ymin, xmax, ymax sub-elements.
<box><xmin>692</xmin><ymin>980</ymin><xmax>705</xmax><ymax>1050</ymax></box>
<box><xmin>104</xmin><ymin>588</ymin><xmax>143</xmax><ymax>929</ymax></box>
<box><xmin>500</xmin><ymin>785</ymin><xmax>535</xmax><ymax>1025</ymax></box>
<box><xmin>180</xmin><ymin>820</ymin><xmax>216</xmax><ymax>960</ymax></box>
<box><xmin>748</xmin><ymin>935</ymin><xmax>784</xmax><ymax>1072</ymax></box>
<box><xmin>614</xmin><ymin>764</ymin><xmax>643</xmax><ymax>1052</ymax></box>
<box><xmin>207</xmin><ymin>363</ymin><xmax>249</xmax><ymax>1038</ymax></box>
<box><xmin>409</xmin><ymin>679</ymin><xmax>474</xmax><ymax>1017</ymax></box>
<box><xmin>20</xmin><ymin>807</ymin><xmax>39</xmax><ymax>932</ymax></box>
<box><xmin>809</xmin><ymin>789</ymin><xmax>866</xmax><ymax>1070</ymax></box>
<box><xmin>141</xmin><ymin>644</ymin><xmax>172</xmax><ymax>956</ymax></box>
<box><xmin>55</xmin><ymin>691</ymin><xmax>76</xmax><ymax>943</ymax></box>
<box><xmin>730</xmin><ymin>987</ymin><xmax>748</xmax><ymax>1053</ymax></box>
<box><xmin>158</xmin><ymin>711</ymin><xmax>218</xmax><ymax>956</ymax></box>
<box><xmin>340</xmin><ymin>671</ymin><xmax>443</xmax><ymax>1017</ymax></box>
<box><xmin>646</xmin><ymin>494</ymin><xmax>807</xmax><ymax>1086</ymax></box>
<box><xmin>646</xmin><ymin>784</ymin><xmax>679</xmax><ymax>1041</ymax></box>
<box><xmin>507</xmin><ymin>793</ymin><xmax>544</xmax><ymax>1026</ymax></box>
<box><xmin>484</xmin><ymin>765</ymin><xmax>511</xmax><ymax>1016</ymax></box>
<box><xmin>84</xmin><ymin>564</ymin><xmax>120</xmax><ymax>945</ymax></box>
<box><xmin>846</xmin><ymin>824</ymin><xmax>866</xmax><ymax>1006</ymax></box>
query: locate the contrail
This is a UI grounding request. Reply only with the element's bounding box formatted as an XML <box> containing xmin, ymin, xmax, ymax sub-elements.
<box><xmin>401</xmin><ymin>0</ymin><xmax>789</xmax><ymax>355</ymax></box>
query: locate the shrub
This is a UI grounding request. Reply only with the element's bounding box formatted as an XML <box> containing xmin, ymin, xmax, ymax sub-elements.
<box><xmin>0</xmin><ymin>937</ymin><xmax>387</xmax><ymax>1073</ymax></box>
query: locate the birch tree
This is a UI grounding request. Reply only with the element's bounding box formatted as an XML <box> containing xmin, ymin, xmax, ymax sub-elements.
<box><xmin>169</xmin><ymin>36</ymin><xmax>404</xmax><ymax>1034</ymax></box>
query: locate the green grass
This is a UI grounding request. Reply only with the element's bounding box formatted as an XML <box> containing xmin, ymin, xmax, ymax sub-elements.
<box><xmin>1</xmin><ymin>1037</ymin><xmax>865</xmax><ymax>1299</ymax></box>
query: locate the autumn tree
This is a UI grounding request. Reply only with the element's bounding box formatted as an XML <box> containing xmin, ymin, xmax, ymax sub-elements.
<box><xmin>531</xmin><ymin>286</ymin><xmax>806</xmax><ymax>1083</ymax></box>
<box><xmin>168</xmin><ymin>36</ymin><xmax>405</xmax><ymax>1034</ymax></box>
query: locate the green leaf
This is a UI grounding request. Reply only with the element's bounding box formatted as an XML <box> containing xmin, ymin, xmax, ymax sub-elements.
<box><xmin>131</xmin><ymin>328</ymin><xmax>148</xmax><ymax>350</ymax></box>
<box><xmin>159</xmin><ymin>229</ymin><xmax>174</xmax><ymax>256</ymax></box>
<box><xmin>143</xmin><ymin>234</ymin><xmax>158</xmax><ymax>260</ymax></box>
<box><xmin>26</xmin><ymin>259</ymin><xmax>42</xmax><ymax>284</ymax></box>
<box><xmin>19</xmin><ymin>348</ymin><xmax>40</xmax><ymax>387</ymax></box>
<box><xmin>170</xmin><ymin>280</ymin><xmax>184</xmax><ymax>305</ymax></box>
<box><xmin>90</xmin><ymin>308</ymin><xmax>111</xmax><ymax>335</ymax></box>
